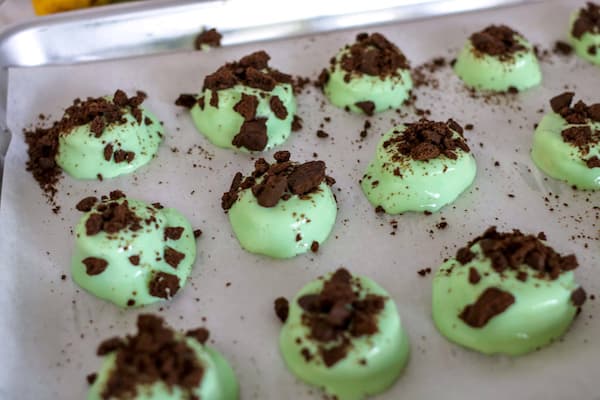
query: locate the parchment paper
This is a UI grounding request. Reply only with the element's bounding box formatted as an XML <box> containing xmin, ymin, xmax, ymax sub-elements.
<box><xmin>1</xmin><ymin>1</ymin><xmax>599</xmax><ymax>398</ymax></box>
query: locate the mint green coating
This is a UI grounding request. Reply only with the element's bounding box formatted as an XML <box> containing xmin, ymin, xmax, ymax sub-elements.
<box><xmin>71</xmin><ymin>198</ymin><xmax>197</xmax><ymax>308</ymax></box>
<box><xmin>568</xmin><ymin>10</ymin><xmax>600</xmax><ymax>65</ymax></box>
<box><xmin>56</xmin><ymin>107</ymin><xmax>163</xmax><ymax>179</ymax></box>
<box><xmin>228</xmin><ymin>182</ymin><xmax>337</xmax><ymax>258</ymax></box>
<box><xmin>279</xmin><ymin>272</ymin><xmax>410</xmax><ymax>400</ymax></box>
<box><xmin>432</xmin><ymin>243</ymin><xmax>581</xmax><ymax>356</ymax></box>
<box><xmin>324</xmin><ymin>50</ymin><xmax>413</xmax><ymax>114</ymax></box>
<box><xmin>190</xmin><ymin>83</ymin><xmax>296</xmax><ymax>152</ymax></box>
<box><xmin>88</xmin><ymin>336</ymin><xmax>239</xmax><ymax>400</ymax></box>
<box><xmin>531</xmin><ymin>112</ymin><xmax>600</xmax><ymax>190</ymax></box>
<box><xmin>453</xmin><ymin>36</ymin><xmax>541</xmax><ymax>92</ymax></box>
<box><xmin>361</xmin><ymin>125</ymin><xmax>476</xmax><ymax>214</ymax></box>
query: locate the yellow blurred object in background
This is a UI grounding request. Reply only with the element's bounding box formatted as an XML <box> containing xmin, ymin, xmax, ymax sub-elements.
<box><xmin>32</xmin><ymin>0</ymin><xmax>115</xmax><ymax>15</ymax></box>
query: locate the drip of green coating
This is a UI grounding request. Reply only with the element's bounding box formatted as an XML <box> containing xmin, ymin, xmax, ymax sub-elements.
<box><xmin>432</xmin><ymin>243</ymin><xmax>582</xmax><ymax>356</ymax></box>
<box><xmin>279</xmin><ymin>271</ymin><xmax>409</xmax><ymax>400</ymax></box>
<box><xmin>71</xmin><ymin>197</ymin><xmax>197</xmax><ymax>308</ymax></box>
<box><xmin>453</xmin><ymin>36</ymin><xmax>541</xmax><ymax>92</ymax></box>
<box><xmin>531</xmin><ymin>112</ymin><xmax>600</xmax><ymax>190</ymax></box>
<box><xmin>228</xmin><ymin>181</ymin><xmax>337</xmax><ymax>258</ymax></box>
<box><xmin>190</xmin><ymin>84</ymin><xmax>296</xmax><ymax>152</ymax></box>
<box><xmin>88</xmin><ymin>338</ymin><xmax>238</xmax><ymax>400</ymax></box>
<box><xmin>361</xmin><ymin>125</ymin><xmax>476</xmax><ymax>214</ymax></box>
<box><xmin>56</xmin><ymin>106</ymin><xmax>163</xmax><ymax>180</ymax></box>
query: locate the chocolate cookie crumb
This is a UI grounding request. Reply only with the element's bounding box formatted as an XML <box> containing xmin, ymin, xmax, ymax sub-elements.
<box><xmin>316</xmin><ymin>129</ymin><xmax>329</xmax><ymax>138</ymax></box>
<box><xmin>186</xmin><ymin>327</ymin><xmax>210</xmax><ymax>344</ymax></box>
<box><xmin>233</xmin><ymin>93</ymin><xmax>259</xmax><ymax>121</ymax></box>
<box><xmin>274</xmin><ymin>297</ymin><xmax>290</xmax><ymax>323</ymax></box>
<box><xmin>572</xmin><ymin>3</ymin><xmax>600</xmax><ymax>39</ymax></box>
<box><xmin>194</xmin><ymin>28</ymin><xmax>222</xmax><ymax>49</ymax></box>
<box><xmin>76</xmin><ymin>196</ymin><xmax>98</xmax><ymax>212</ymax></box>
<box><xmin>269</xmin><ymin>96</ymin><xmax>288</xmax><ymax>119</ymax></box>
<box><xmin>82</xmin><ymin>257</ymin><xmax>108</xmax><ymax>276</ymax></box>
<box><xmin>164</xmin><ymin>227</ymin><xmax>185</xmax><ymax>241</ymax></box>
<box><xmin>194</xmin><ymin>229</ymin><xmax>203</xmax><ymax>238</ymax></box>
<box><xmin>86</xmin><ymin>373</ymin><xmax>97</xmax><ymax>385</ymax></box>
<box><xmin>232</xmin><ymin>118</ymin><xmax>268</xmax><ymax>151</ymax></box>
<box><xmin>355</xmin><ymin>101</ymin><xmax>375</xmax><ymax>116</ymax></box>
<box><xmin>149</xmin><ymin>272</ymin><xmax>180</xmax><ymax>299</ymax></box>
<box><xmin>571</xmin><ymin>287</ymin><xmax>587</xmax><ymax>307</ymax></box>
<box><xmin>310</xmin><ymin>241</ymin><xmax>319</xmax><ymax>253</ymax></box>
<box><xmin>164</xmin><ymin>247</ymin><xmax>185</xmax><ymax>269</ymax></box>
<box><xmin>460</xmin><ymin>287</ymin><xmax>515</xmax><ymax>327</ymax></box>
<box><xmin>292</xmin><ymin>115</ymin><xmax>303</xmax><ymax>131</ymax></box>
<box><xmin>174</xmin><ymin>94</ymin><xmax>197</xmax><ymax>109</ymax></box>
<box><xmin>553</xmin><ymin>40</ymin><xmax>573</xmax><ymax>55</ymax></box>
<box><xmin>468</xmin><ymin>267</ymin><xmax>481</xmax><ymax>284</ymax></box>
<box><xmin>128</xmin><ymin>255</ymin><xmax>140</xmax><ymax>266</ymax></box>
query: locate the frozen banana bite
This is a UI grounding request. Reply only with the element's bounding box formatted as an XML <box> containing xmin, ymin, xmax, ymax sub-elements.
<box><xmin>531</xmin><ymin>92</ymin><xmax>600</xmax><ymax>190</ymax></box>
<box><xmin>25</xmin><ymin>89</ymin><xmax>163</xmax><ymax>189</ymax></box>
<box><xmin>175</xmin><ymin>50</ymin><xmax>297</xmax><ymax>152</ymax></box>
<box><xmin>453</xmin><ymin>25</ymin><xmax>541</xmax><ymax>92</ymax></box>
<box><xmin>432</xmin><ymin>227</ymin><xmax>586</xmax><ymax>356</ymax></box>
<box><xmin>87</xmin><ymin>314</ymin><xmax>239</xmax><ymax>400</ymax></box>
<box><xmin>569</xmin><ymin>2</ymin><xmax>600</xmax><ymax>65</ymax></box>
<box><xmin>221</xmin><ymin>151</ymin><xmax>337</xmax><ymax>259</ymax></box>
<box><xmin>71</xmin><ymin>191</ymin><xmax>197</xmax><ymax>308</ymax></box>
<box><xmin>275</xmin><ymin>268</ymin><xmax>410</xmax><ymax>400</ymax></box>
<box><xmin>361</xmin><ymin>119</ymin><xmax>476</xmax><ymax>214</ymax></box>
<box><xmin>318</xmin><ymin>32</ymin><xmax>413</xmax><ymax>116</ymax></box>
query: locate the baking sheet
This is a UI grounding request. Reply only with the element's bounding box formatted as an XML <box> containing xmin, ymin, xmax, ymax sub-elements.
<box><xmin>1</xmin><ymin>0</ymin><xmax>599</xmax><ymax>398</ymax></box>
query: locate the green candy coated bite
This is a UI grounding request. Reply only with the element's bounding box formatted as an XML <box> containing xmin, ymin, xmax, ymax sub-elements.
<box><xmin>324</xmin><ymin>61</ymin><xmax>412</xmax><ymax>115</ymax></box>
<box><xmin>454</xmin><ymin>28</ymin><xmax>541</xmax><ymax>92</ymax></box>
<box><xmin>72</xmin><ymin>196</ymin><xmax>197</xmax><ymax>308</ymax></box>
<box><xmin>361</xmin><ymin>123</ymin><xmax>476</xmax><ymax>213</ymax></box>
<box><xmin>531</xmin><ymin>112</ymin><xmax>600</xmax><ymax>190</ymax></box>
<box><xmin>191</xmin><ymin>84</ymin><xmax>296</xmax><ymax>152</ymax></box>
<box><xmin>56</xmin><ymin>101</ymin><xmax>163</xmax><ymax>180</ymax></box>
<box><xmin>432</xmin><ymin>229</ymin><xmax>584</xmax><ymax>356</ymax></box>
<box><xmin>568</xmin><ymin>5</ymin><xmax>600</xmax><ymax>65</ymax></box>
<box><xmin>322</xmin><ymin>32</ymin><xmax>413</xmax><ymax>115</ymax></box>
<box><xmin>228</xmin><ymin>181</ymin><xmax>336</xmax><ymax>259</ymax></box>
<box><xmin>279</xmin><ymin>270</ymin><xmax>409</xmax><ymax>400</ymax></box>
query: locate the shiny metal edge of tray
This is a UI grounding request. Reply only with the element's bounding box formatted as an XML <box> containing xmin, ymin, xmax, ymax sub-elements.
<box><xmin>0</xmin><ymin>0</ymin><xmax>535</xmax><ymax>191</ymax></box>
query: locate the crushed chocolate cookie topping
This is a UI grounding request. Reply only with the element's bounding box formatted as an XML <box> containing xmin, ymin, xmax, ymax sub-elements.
<box><xmin>202</xmin><ymin>50</ymin><xmax>292</xmax><ymax>93</ymax></box>
<box><xmin>460</xmin><ymin>287</ymin><xmax>515</xmax><ymax>328</ymax></box>
<box><xmin>571</xmin><ymin>287</ymin><xmax>588</xmax><ymax>307</ymax></box>
<box><xmin>233</xmin><ymin>93</ymin><xmax>259</xmax><ymax>121</ymax></box>
<box><xmin>149</xmin><ymin>272</ymin><xmax>180</xmax><ymax>299</ymax></box>
<box><xmin>333</xmin><ymin>32</ymin><xmax>410</xmax><ymax>82</ymax></box>
<box><xmin>164</xmin><ymin>247</ymin><xmax>185</xmax><ymax>269</ymax></box>
<box><xmin>82</xmin><ymin>257</ymin><xmax>108</xmax><ymax>276</ymax></box>
<box><xmin>455</xmin><ymin>227</ymin><xmax>580</xmax><ymax>280</ymax></box>
<box><xmin>186</xmin><ymin>327</ymin><xmax>210</xmax><ymax>345</ymax></box>
<box><xmin>221</xmin><ymin>153</ymin><xmax>332</xmax><ymax>210</ymax></box>
<box><xmin>96</xmin><ymin>315</ymin><xmax>204</xmax><ymax>400</ymax></box>
<box><xmin>296</xmin><ymin>268</ymin><xmax>386</xmax><ymax>367</ymax></box>
<box><xmin>270</xmin><ymin>95</ymin><xmax>288</xmax><ymax>119</ymax></box>
<box><xmin>274</xmin><ymin>297</ymin><xmax>290</xmax><ymax>323</ymax></box>
<box><xmin>164</xmin><ymin>227</ymin><xmax>185</xmax><ymax>241</ymax></box>
<box><xmin>128</xmin><ymin>255</ymin><xmax>140</xmax><ymax>266</ymax></box>
<box><xmin>194</xmin><ymin>27</ymin><xmax>222</xmax><ymax>49</ymax></box>
<box><xmin>468</xmin><ymin>267</ymin><xmax>481</xmax><ymax>284</ymax></box>
<box><xmin>572</xmin><ymin>2</ymin><xmax>600</xmax><ymax>39</ymax></box>
<box><xmin>292</xmin><ymin>115</ymin><xmax>303</xmax><ymax>131</ymax></box>
<box><xmin>469</xmin><ymin>25</ymin><xmax>526</xmax><ymax>60</ymax></box>
<box><xmin>382</xmin><ymin>119</ymin><xmax>470</xmax><ymax>162</ymax></box>
<box><xmin>25</xmin><ymin>89</ymin><xmax>147</xmax><ymax>203</ymax></box>
<box><xmin>174</xmin><ymin>94</ymin><xmax>198</xmax><ymax>109</ymax></box>
<box><xmin>355</xmin><ymin>101</ymin><xmax>375</xmax><ymax>116</ymax></box>
<box><xmin>83</xmin><ymin>197</ymin><xmax>142</xmax><ymax>236</ymax></box>
<box><xmin>232</xmin><ymin>118</ymin><xmax>268</xmax><ymax>151</ymax></box>
<box><xmin>548</xmin><ymin>92</ymin><xmax>600</xmax><ymax>167</ymax></box>
<box><xmin>75</xmin><ymin>196</ymin><xmax>98</xmax><ymax>212</ymax></box>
